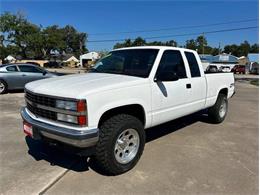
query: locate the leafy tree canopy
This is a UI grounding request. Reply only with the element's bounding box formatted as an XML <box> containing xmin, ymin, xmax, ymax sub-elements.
<box><xmin>114</xmin><ymin>35</ymin><xmax>258</xmax><ymax>57</ymax></box>
<box><xmin>114</xmin><ymin>37</ymin><xmax>178</xmax><ymax>49</ymax></box>
<box><xmin>0</xmin><ymin>12</ymin><xmax>88</xmax><ymax>60</ymax></box>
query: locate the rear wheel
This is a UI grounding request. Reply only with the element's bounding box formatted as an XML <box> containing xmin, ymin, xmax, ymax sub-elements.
<box><xmin>0</xmin><ymin>80</ymin><xmax>7</xmax><ymax>94</ymax></box>
<box><xmin>208</xmin><ymin>94</ymin><xmax>228</xmax><ymax>123</ymax></box>
<box><xmin>93</xmin><ymin>114</ymin><xmax>145</xmax><ymax>175</ymax></box>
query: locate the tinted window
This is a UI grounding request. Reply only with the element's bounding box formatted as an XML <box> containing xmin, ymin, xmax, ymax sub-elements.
<box><xmin>185</xmin><ymin>52</ymin><xmax>201</xmax><ymax>77</ymax></box>
<box><xmin>6</xmin><ymin>66</ymin><xmax>18</xmax><ymax>72</ymax></box>
<box><xmin>90</xmin><ymin>49</ymin><xmax>159</xmax><ymax>78</ymax></box>
<box><xmin>157</xmin><ymin>50</ymin><xmax>187</xmax><ymax>79</ymax></box>
<box><xmin>19</xmin><ymin>65</ymin><xmax>42</xmax><ymax>73</ymax></box>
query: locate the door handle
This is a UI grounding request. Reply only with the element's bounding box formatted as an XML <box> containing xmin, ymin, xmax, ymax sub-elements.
<box><xmin>186</xmin><ymin>83</ymin><xmax>191</xmax><ymax>89</ymax></box>
<box><xmin>22</xmin><ymin>74</ymin><xmax>26</xmax><ymax>76</ymax></box>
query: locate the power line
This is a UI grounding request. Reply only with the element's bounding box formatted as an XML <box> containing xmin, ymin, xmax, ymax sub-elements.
<box><xmin>88</xmin><ymin>18</ymin><xmax>258</xmax><ymax>36</ymax></box>
<box><xmin>87</xmin><ymin>26</ymin><xmax>258</xmax><ymax>43</ymax></box>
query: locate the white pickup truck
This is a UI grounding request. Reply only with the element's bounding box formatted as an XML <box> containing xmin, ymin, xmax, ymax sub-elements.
<box><xmin>21</xmin><ymin>46</ymin><xmax>235</xmax><ymax>175</ymax></box>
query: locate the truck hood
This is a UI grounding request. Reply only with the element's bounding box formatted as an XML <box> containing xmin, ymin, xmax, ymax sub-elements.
<box><xmin>25</xmin><ymin>73</ymin><xmax>147</xmax><ymax>98</ymax></box>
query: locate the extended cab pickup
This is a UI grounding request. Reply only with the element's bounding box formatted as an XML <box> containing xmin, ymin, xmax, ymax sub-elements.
<box><xmin>21</xmin><ymin>46</ymin><xmax>235</xmax><ymax>175</ymax></box>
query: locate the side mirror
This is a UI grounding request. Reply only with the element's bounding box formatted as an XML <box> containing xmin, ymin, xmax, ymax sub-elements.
<box><xmin>42</xmin><ymin>71</ymin><xmax>47</xmax><ymax>75</ymax></box>
<box><xmin>155</xmin><ymin>71</ymin><xmax>179</xmax><ymax>82</ymax></box>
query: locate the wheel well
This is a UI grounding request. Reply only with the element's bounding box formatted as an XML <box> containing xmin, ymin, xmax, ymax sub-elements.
<box><xmin>98</xmin><ymin>104</ymin><xmax>146</xmax><ymax>127</ymax></box>
<box><xmin>219</xmin><ymin>88</ymin><xmax>228</xmax><ymax>97</ymax></box>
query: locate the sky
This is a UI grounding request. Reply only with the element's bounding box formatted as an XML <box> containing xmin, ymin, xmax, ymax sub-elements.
<box><xmin>0</xmin><ymin>0</ymin><xmax>259</xmax><ymax>52</ymax></box>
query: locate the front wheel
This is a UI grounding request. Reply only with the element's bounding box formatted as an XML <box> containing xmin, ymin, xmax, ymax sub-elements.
<box><xmin>93</xmin><ymin>114</ymin><xmax>145</xmax><ymax>175</ymax></box>
<box><xmin>208</xmin><ymin>94</ymin><xmax>228</xmax><ymax>123</ymax></box>
<box><xmin>0</xmin><ymin>80</ymin><xmax>7</xmax><ymax>94</ymax></box>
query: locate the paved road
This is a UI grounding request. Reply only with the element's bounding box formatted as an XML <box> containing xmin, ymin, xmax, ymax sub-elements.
<box><xmin>0</xmin><ymin>82</ymin><xmax>258</xmax><ymax>195</ymax></box>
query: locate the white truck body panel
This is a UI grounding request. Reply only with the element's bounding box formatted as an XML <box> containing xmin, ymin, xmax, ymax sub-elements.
<box><xmin>25</xmin><ymin>46</ymin><xmax>235</xmax><ymax>131</ymax></box>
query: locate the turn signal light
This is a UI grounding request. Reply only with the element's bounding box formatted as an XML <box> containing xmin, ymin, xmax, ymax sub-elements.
<box><xmin>78</xmin><ymin>115</ymin><xmax>87</xmax><ymax>126</ymax></box>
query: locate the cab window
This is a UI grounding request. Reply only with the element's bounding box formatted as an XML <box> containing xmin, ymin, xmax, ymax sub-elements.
<box><xmin>157</xmin><ymin>50</ymin><xmax>187</xmax><ymax>79</ymax></box>
<box><xmin>6</xmin><ymin>65</ymin><xmax>18</xmax><ymax>72</ymax></box>
<box><xmin>185</xmin><ymin>52</ymin><xmax>201</xmax><ymax>77</ymax></box>
<box><xmin>19</xmin><ymin>65</ymin><xmax>42</xmax><ymax>73</ymax></box>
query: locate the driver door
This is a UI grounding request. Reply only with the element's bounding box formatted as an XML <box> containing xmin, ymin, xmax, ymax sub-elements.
<box><xmin>151</xmin><ymin>50</ymin><xmax>192</xmax><ymax>126</ymax></box>
<box><xmin>18</xmin><ymin>65</ymin><xmax>46</xmax><ymax>87</ymax></box>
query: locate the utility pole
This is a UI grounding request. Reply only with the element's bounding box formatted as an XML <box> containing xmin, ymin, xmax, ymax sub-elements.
<box><xmin>202</xmin><ymin>32</ymin><xmax>205</xmax><ymax>55</ymax></box>
<box><xmin>218</xmin><ymin>42</ymin><xmax>221</xmax><ymax>54</ymax></box>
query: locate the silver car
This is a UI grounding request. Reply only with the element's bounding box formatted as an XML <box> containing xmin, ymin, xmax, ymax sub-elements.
<box><xmin>0</xmin><ymin>63</ymin><xmax>57</xmax><ymax>94</ymax></box>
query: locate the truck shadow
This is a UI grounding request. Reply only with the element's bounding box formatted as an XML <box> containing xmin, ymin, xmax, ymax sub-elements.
<box><xmin>6</xmin><ymin>89</ymin><xmax>24</xmax><ymax>94</ymax></box>
<box><xmin>25</xmin><ymin>110</ymin><xmax>214</xmax><ymax>175</ymax></box>
<box><xmin>25</xmin><ymin>136</ymin><xmax>90</xmax><ymax>172</ymax></box>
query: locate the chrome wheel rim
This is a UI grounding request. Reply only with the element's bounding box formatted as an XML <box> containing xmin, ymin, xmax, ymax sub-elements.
<box><xmin>114</xmin><ymin>128</ymin><xmax>140</xmax><ymax>164</ymax></box>
<box><xmin>219</xmin><ymin>100</ymin><xmax>227</xmax><ymax>118</ymax></box>
<box><xmin>0</xmin><ymin>82</ymin><xmax>5</xmax><ymax>93</ymax></box>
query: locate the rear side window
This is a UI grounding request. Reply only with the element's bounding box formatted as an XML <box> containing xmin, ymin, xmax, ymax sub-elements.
<box><xmin>19</xmin><ymin>65</ymin><xmax>42</xmax><ymax>73</ymax></box>
<box><xmin>6</xmin><ymin>66</ymin><xmax>18</xmax><ymax>72</ymax></box>
<box><xmin>157</xmin><ymin>50</ymin><xmax>187</xmax><ymax>79</ymax></box>
<box><xmin>185</xmin><ymin>52</ymin><xmax>201</xmax><ymax>77</ymax></box>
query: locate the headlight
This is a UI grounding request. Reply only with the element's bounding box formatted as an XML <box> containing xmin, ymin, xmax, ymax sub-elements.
<box><xmin>55</xmin><ymin>99</ymin><xmax>87</xmax><ymax>126</ymax></box>
<box><xmin>56</xmin><ymin>100</ymin><xmax>77</xmax><ymax>111</ymax></box>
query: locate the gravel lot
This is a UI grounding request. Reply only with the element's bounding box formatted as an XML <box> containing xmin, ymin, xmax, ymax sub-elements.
<box><xmin>0</xmin><ymin>81</ymin><xmax>258</xmax><ymax>195</ymax></box>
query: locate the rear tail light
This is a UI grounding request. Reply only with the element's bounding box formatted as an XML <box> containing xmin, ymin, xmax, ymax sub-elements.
<box><xmin>77</xmin><ymin>100</ymin><xmax>86</xmax><ymax>112</ymax></box>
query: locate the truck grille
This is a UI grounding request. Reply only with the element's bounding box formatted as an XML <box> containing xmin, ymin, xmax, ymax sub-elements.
<box><xmin>25</xmin><ymin>91</ymin><xmax>56</xmax><ymax>107</ymax></box>
<box><xmin>25</xmin><ymin>90</ymin><xmax>57</xmax><ymax>120</ymax></box>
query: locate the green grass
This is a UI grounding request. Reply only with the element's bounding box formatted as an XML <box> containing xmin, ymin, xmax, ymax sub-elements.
<box><xmin>250</xmin><ymin>80</ymin><xmax>259</xmax><ymax>86</ymax></box>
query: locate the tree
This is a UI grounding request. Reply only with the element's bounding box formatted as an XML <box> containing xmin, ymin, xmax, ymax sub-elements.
<box><xmin>0</xmin><ymin>12</ymin><xmax>45</xmax><ymax>59</ymax></box>
<box><xmin>0</xmin><ymin>12</ymin><xmax>88</xmax><ymax>60</ymax></box>
<box><xmin>166</xmin><ymin>40</ymin><xmax>177</xmax><ymax>47</ymax></box>
<box><xmin>223</xmin><ymin>41</ymin><xmax>257</xmax><ymax>57</ymax></box>
<box><xmin>250</xmin><ymin>43</ymin><xmax>259</xmax><ymax>53</ymax></box>
<box><xmin>211</xmin><ymin>47</ymin><xmax>220</xmax><ymax>56</ymax></box>
<box><xmin>113</xmin><ymin>37</ymin><xmax>178</xmax><ymax>49</ymax></box>
<box><xmin>132</xmin><ymin>37</ymin><xmax>146</xmax><ymax>46</ymax></box>
<box><xmin>62</xmin><ymin>25</ymin><xmax>88</xmax><ymax>57</ymax></box>
<box><xmin>196</xmin><ymin>35</ymin><xmax>207</xmax><ymax>54</ymax></box>
<box><xmin>239</xmin><ymin>41</ymin><xmax>250</xmax><ymax>56</ymax></box>
<box><xmin>185</xmin><ymin>39</ymin><xmax>197</xmax><ymax>50</ymax></box>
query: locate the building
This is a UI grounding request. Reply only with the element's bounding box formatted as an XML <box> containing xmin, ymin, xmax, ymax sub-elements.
<box><xmin>238</xmin><ymin>56</ymin><xmax>249</xmax><ymax>65</ymax></box>
<box><xmin>62</xmin><ymin>55</ymin><xmax>79</xmax><ymax>68</ymax></box>
<box><xmin>16</xmin><ymin>60</ymin><xmax>49</xmax><ymax>67</ymax></box>
<box><xmin>210</xmin><ymin>53</ymin><xmax>238</xmax><ymax>71</ymax></box>
<box><xmin>80</xmin><ymin>52</ymin><xmax>100</xmax><ymax>68</ymax></box>
<box><xmin>4</xmin><ymin>55</ymin><xmax>16</xmax><ymax>63</ymax></box>
<box><xmin>199</xmin><ymin>53</ymin><xmax>239</xmax><ymax>72</ymax></box>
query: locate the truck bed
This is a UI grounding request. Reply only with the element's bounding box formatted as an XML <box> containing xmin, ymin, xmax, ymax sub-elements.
<box><xmin>205</xmin><ymin>72</ymin><xmax>235</xmax><ymax>108</ymax></box>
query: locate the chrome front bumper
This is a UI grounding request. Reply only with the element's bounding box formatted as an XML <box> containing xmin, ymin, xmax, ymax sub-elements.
<box><xmin>20</xmin><ymin>107</ymin><xmax>99</xmax><ymax>148</ymax></box>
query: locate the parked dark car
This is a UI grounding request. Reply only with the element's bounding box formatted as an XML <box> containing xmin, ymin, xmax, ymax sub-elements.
<box><xmin>205</xmin><ymin>65</ymin><xmax>219</xmax><ymax>73</ymax></box>
<box><xmin>232</xmin><ymin>65</ymin><xmax>246</xmax><ymax>74</ymax></box>
<box><xmin>250</xmin><ymin>62</ymin><xmax>259</xmax><ymax>75</ymax></box>
<box><xmin>0</xmin><ymin>63</ymin><xmax>57</xmax><ymax>94</ymax></box>
<box><xmin>219</xmin><ymin>66</ymin><xmax>231</xmax><ymax>72</ymax></box>
<box><xmin>43</xmin><ymin>61</ymin><xmax>63</xmax><ymax>68</ymax></box>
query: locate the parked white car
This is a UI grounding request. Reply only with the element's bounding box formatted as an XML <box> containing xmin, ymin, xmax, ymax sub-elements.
<box><xmin>21</xmin><ymin>46</ymin><xmax>235</xmax><ymax>175</ymax></box>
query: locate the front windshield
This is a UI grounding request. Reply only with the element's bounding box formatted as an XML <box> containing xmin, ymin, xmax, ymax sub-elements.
<box><xmin>90</xmin><ymin>49</ymin><xmax>159</xmax><ymax>78</ymax></box>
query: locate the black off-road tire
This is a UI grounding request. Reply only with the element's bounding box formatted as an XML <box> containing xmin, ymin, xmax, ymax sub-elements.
<box><xmin>93</xmin><ymin>114</ymin><xmax>145</xmax><ymax>175</ymax></box>
<box><xmin>0</xmin><ymin>79</ymin><xmax>7</xmax><ymax>94</ymax></box>
<box><xmin>208</xmin><ymin>94</ymin><xmax>228</xmax><ymax>124</ymax></box>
